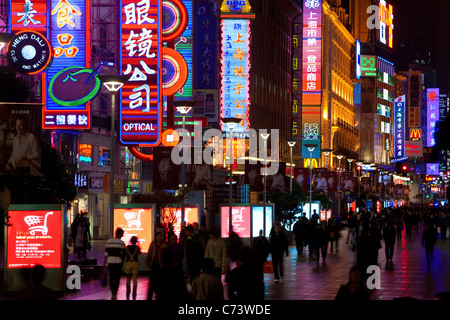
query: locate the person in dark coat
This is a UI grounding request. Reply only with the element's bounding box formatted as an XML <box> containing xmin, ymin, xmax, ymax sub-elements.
<box><xmin>335</xmin><ymin>266</ymin><xmax>371</xmax><ymax>301</ymax></box>
<box><xmin>227</xmin><ymin>246</ymin><xmax>264</xmax><ymax>300</ymax></box>
<box><xmin>184</xmin><ymin>225</ymin><xmax>204</xmax><ymax>283</ymax></box>
<box><xmin>269</xmin><ymin>225</ymin><xmax>289</xmax><ymax>283</ymax></box>
<box><xmin>382</xmin><ymin>222</ymin><xmax>396</xmax><ymax>266</ymax></box>
<box><xmin>422</xmin><ymin>222</ymin><xmax>438</xmax><ymax>268</ymax></box>
<box><xmin>252</xmin><ymin>229</ymin><xmax>269</xmax><ymax>273</ymax></box>
<box><xmin>293</xmin><ymin>215</ymin><xmax>309</xmax><ymax>255</ymax></box>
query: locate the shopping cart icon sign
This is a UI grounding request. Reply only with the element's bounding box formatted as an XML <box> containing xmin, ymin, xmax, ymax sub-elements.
<box><xmin>124</xmin><ymin>210</ymin><xmax>143</xmax><ymax>228</ymax></box>
<box><xmin>24</xmin><ymin>211</ymin><xmax>53</xmax><ymax>235</ymax></box>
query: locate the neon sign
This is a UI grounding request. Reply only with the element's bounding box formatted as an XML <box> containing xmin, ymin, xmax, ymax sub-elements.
<box><xmin>426</xmin><ymin>88</ymin><xmax>439</xmax><ymax>147</ymax></box>
<box><xmin>302</xmin><ymin>0</ymin><xmax>322</xmax><ymax>159</ymax></box>
<box><xmin>220</xmin><ymin>18</ymin><xmax>251</xmax><ymax>134</ymax></box>
<box><xmin>394</xmin><ymin>95</ymin><xmax>405</xmax><ymax>158</ymax></box>
<box><xmin>120</xmin><ymin>0</ymin><xmax>162</xmax><ymax>146</ymax></box>
<box><xmin>44</xmin><ymin>0</ymin><xmax>90</xmax><ymax>129</ymax></box>
<box><xmin>10</xmin><ymin>0</ymin><xmax>47</xmax><ymax>33</ymax></box>
<box><xmin>379</xmin><ymin>0</ymin><xmax>393</xmax><ymax>49</ymax></box>
<box><xmin>361</xmin><ymin>55</ymin><xmax>377</xmax><ymax>77</ymax></box>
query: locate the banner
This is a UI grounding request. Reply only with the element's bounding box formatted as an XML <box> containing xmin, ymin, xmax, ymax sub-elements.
<box><xmin>244</xmin><ymin>162</ymin><xmax>263</xmax><ymax>192</ymax></box>
<box><xmin>153</xmin><ymin>147</ymin><xmax>179</xmax><ymax>190</ymax></box>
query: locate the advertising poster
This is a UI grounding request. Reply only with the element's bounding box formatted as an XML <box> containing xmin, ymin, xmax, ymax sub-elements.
<box><xmin>294</xmin><ymin>168</ymin><xmax>309</xmax><ymax>193</ymax></box>
<box><xmin>0</xmin><ymin>103</ymin><xmax>42</xmax><ymax>176</ymax></box>
<box><xmin>251</xmin><ymin>205</ymin><xmax>273</xmax><ymax>238</ymax></box>
<box><xmin>7</xmin><ymin>208</ymin><xmax>62</xmax><ymax>268</ymax></box>
<box><xmin>342</xmin><ymin>172</ymin><xmax>356</xmax><ymax>193</ymax></box>
<box><xmin>161</xmin><ymin>206</ymin><xmax>199</xmax><ymax>239</ymax></box>
<box><xmin>244</xmin><ymin>162</ymin><xmax>263</xmax><ymax>192</ymax></box>
<box><xmin>114</xmin><ymin>206</ymin><xmax>154</xmax><ymax>253</ymax></box>
<box><xmin>220</xmin><ymin>205</ymin><xmax>251</xmax><ymax>238</ymax></box>
<box><xmin>153</xmin><ymin>147</ymin><xmax>179</xmax><ymax>190</ymax></box>
<box><xmin>267</xmin><ymin>162</ymin><xmax>286</xmax><ymax>193</ymax></box>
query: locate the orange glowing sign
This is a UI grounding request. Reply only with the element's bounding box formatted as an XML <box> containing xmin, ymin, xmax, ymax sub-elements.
<box><xmin>409</xmin><ymin>128</ymin><xmax>421</xmax><ymax>141</ymax></box>
<box><xmin>161</xmin><ymin>206</ymin><xmax>199</xmax><ymax>239</ymax></box>
<box><xmin>114</xmin><ymin>206</ymin><xmax>154</xmax><ymax>253</ymax></box>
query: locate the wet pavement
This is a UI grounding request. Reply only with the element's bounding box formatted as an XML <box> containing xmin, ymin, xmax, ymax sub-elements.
<box><xmin>58</xmin><ymin>225</ymin><xmax>450</xmax><ymax>301</ymax></box>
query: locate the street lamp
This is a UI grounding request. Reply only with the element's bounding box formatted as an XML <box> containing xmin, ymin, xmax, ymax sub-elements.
<box><xmin>173</xmin><ymin>100</ymin><xmax>195</xmax><ymax>224</ymax></box>
<box><xmin>286</xmin><ymin>138</ymin><xmax>298</xmax><ymax>193</ymax></box>
<box><xmin>222</xmin><ymin>117</ymin><xmax>241</xmax><ymax>237</ymax></box>
<box><xmin>261</xmin><ymin>132</ymin><xmax>270</xmax><ymax>237</ymax></box>
<box><xmin>347</xmin><ymin>158</ymin><xmax>353</xmax><ymax>172</ymax></box>
<box><xmin>336</xmin><ymin>154</ymin><xmax>343</xmax><ymax>219</ymax></box>
<box><xmin>98</xmin><ymin>74</ymin><xmax>129</xmax><ymax>238</ymax></box>
<box><xmin>321</xmin><ymin>148</ymin><xmax>333</xmax><ymax>169</ymax></box>
<box><xmin>304</xmin><ymin>143</ymin><xmax>318</xmax><ymax>219</ymax></box>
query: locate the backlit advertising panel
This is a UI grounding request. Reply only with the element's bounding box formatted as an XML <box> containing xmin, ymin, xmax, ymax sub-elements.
<box><xmin>161</xmin><ymin>206</ymin><xmax>199</xmax><ymax>238</ymax></box>
<box><xmin>251</xmin><ymin>205</ymin><xmax>273</xmax><ymax>238</ymax></box>
<box><xmin>10</xmin><ymin>0</ymin><xmax>48</xmax><ymax>33</ymax></box>
<box><xmin>120</xmin><ymin>0</ymin><xmax>162</xmax><ymax>146</ymax></box>
<box><xmin>220</xmin><ymin>18</ymin><xmax>251</xmax><ymax>135</ymax></box>
<box><xmin>302</xmin><ymin>0</ymin><xmax>322</xmax><ymax>159</ymax></box>
<box><xmin>393</xmin><ymin>95</ymin><xmax>405</xmax><ymax>158</ymax></box>
<box><xmin>378</xmin><ymin>0</ymin><xmax>393</xmax><ymax>49</ymax></box>
<box><xmin>114</xmin><ymin>205</ymin><xmax>154</xmax><ymax>253</ymax></box>
<box><xmin>43</xmin><ymin>0</ymin><xmax>90</xmax><ymax>130</ymax></box>
<box><xmin>356</xmin><ymin>39</ymin><xmax>361</xmax><ymax>79</ymax></box>
<box><xmin>6</xmin><ymin>205</ymin><xmax>63</xmax><ymax>268</ymax></box>
<box><xmin>426</xmin><ymin>88</ymin><xmax>439</xmax><ymax>147</ymax></box>
<box><xmin>220</xmin><ymin>205</ymin><xmax>251</xmax><ymax>238</ymax></box>
<box><xmin>193</xmin><ymin>0</ymin><xmax>217</xmax><ymax>90</ymax></box>
<box><xmin>426</xmin><ymin>163</ymin><xmax>439</xmax><ymax>176</ymax></box>
<box><xmin>361</xmin><ymin>55</ymin><xmax>377</xmax><ymax>77</ymax></box>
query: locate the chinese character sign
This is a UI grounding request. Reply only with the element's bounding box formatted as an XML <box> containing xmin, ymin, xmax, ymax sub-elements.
<box><xmin>194</xmin><ymin>0</ymin><xmax>217</xmax><ymax>90</ymax></box>
<box><xmin>394</xmin><ymin>95</ymin><xmax>405</xmax><ymax>158</ymax></box>
<box><xmin>426</xmin><ymin>88</ymin><xmax>439</xmax><ymax>147</ymax></box>
<box><xmin>220</xmin><ymin>19</ymin><xmax>251</xmax><ymax>134</ymax></box>
<box><xmin>379</xmin><ymin>0</ymin><xmax>393</xmax><ymax>49</ymax></box>
<box><xmin>302</xmin><ymin>0</ymin><xmax>322</xmax><ymax>105</ymax></box>
<box><xmin>10</xmin><ymin>0</ymin><xmax>47</xmax><ymax>33</ymax></box>
<box><xmin>121</xmin><ymin>0</ymin><xmax>162</xmax><ymax>146</ymax></box>
<box><xmin>44</xmin><ymin>0</ymin><xmax>90</xmax><ymax>129</ymax></box>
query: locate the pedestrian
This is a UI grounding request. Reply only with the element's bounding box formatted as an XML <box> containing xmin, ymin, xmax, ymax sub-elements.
<box><xmin>184</xmin><ymin>225</ymin><xmax>204</xmax><ymax>283</ymax></box>
<box><xmin>269</xmin><ymin>224</ymin><xmax>288</xmax><ymax>282</ymax></box>
<box><xmin>70</xmin><ymin>215</ymin><xmax>80</xmax><ymax>254</ymax></box>
<box><xmin>145</xmin><ymin>231</ymin><xmax>168</xmax><ymax>300</ymax></box>
<box><xmin>124</xmin><ymin>236</ymin><xmax>141</xmax><ymax>300</ymax></box>
<box><xmin>252</xmin><ymin>229</ymin><xmax>270</xmax><ymax>272</ymax></box>
<box><xmin>346</xmin><ymin>212</ymin><xmax>357</xmax><ymax>245</ymax></box>
<box><xmin>422</xmin><ymin>222</ymin><xmax>438</xmax><ymax>268</ymax></box>
<box><xmin>152</xmin><ymin>248</ymin><xmax>190</xmax><ymax>301</ymax></box>
<box><xmin>328</xmin><ymin>216</ymin><xmax>340</xmax><ymax>253</ymax></box>
<box><xmin>191</xmin><ymin>258</ymin><xmax>224</xmax><ymax>300</ymax></box>
<box><xmin>382</xmin><ymin>222</ymin><xmax>396</xmax><ymax>267</ymax></box>
<box><xmin>168</xmin><ymin>234</ymin><xmax>184</xmax><ymax>271</ymax></box>
<box><xmin>227</xmin><ymin>246</ymin><xmax>264</xmax><ymax>300</ymax></box>
<box><xmin>204</xmin><ymin>229</ymin><xmax>228</xmax><ymax>278</ymax></box>
<box><xmin>12</xmin><ymin>265</ymin><xmax>57</xmax><ymax>300</ymax></box>
<box><xmin>75</xmin><ymin>217</ymin><xmax>88</xmax><ymax>259</ymax></box>
<box><xmin>103</xmin><ymin>227</ymin><xmax>125</xmax><ymax>300</ymax></box>
<box><xmin>394</xmin><ymin>212</ymin><xmax>403</xmax><ymax>242</ymax></box>
<box><xmin>335</xmin><ymin>266</ymin><xmax>371</xmax><ymax>301</ymax></box>
<box><xmin>310</xmin><ymin>222</ymin><xmax>326</xmax><ymax>265</ymax></box>
<box><xmin>228</xmin><ymin>228</ymin><xmax>243</xmax><ymax>269</ymax></box>
<box><xmin>293</xmin><ymin>215</ymin><xmax>309</xmax><ymax>255</ymax></box>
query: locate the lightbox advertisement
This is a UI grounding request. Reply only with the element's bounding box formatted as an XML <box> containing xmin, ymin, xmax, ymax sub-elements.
<box><xmin>220</xmin><ymin>205</ymin><xmax>251</xmax><ymax>238</ymax></box>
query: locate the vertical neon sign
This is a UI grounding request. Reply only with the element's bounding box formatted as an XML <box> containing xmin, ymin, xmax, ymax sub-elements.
<box><xmin>394</xmin><ymin>95</ymin><xmax>405</xmax><ymax>158</ymax></box>
<box><xmin>426</xmin><ymin>88</ymin><xmax>439</xmax><ymax>147</ymax></box>
<box><xmin>120</xmin><ymin>0</ymin><xmax>162</xmax><ymax>146</ymax></box>
<box><xmin>379</xmin><ymin>0</ymin><xmax>393</xmax><ymax>49</ymax></box>
<box><xmin>302</xmin><ymin>0</ymin><xmax>322</xmax><ymax>158</ymax></box>
<box><xmin>174</xmin><ymin>0</ymin><xmax>192</xmax><ymax>100</ymax></box>
<box><xmin>43</xmin><ymin>0</ymin><xmax>90</xmax><ymax>129</ymax></box>
<box><xmin>220</xmin><ymin>18</ymin><xmax>251</xmax><ymax>135</ymax></box>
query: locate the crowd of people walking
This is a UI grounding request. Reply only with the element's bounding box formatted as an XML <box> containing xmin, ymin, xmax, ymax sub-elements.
<box><xmin>78</xmin><ymin>204</ymin><xmax>450</xmax><ymax>301</ymax></box>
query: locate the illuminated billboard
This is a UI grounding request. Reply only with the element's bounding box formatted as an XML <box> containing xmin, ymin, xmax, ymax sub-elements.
<box><xmin>43</xmin><ymin>0</ymin><xmax>91</xmax><ymax>130</ymax></box>
<box><xmin>220</xmin><ymin>205</ymin><xmax>251</xmax><ymax>238</ymax></box>
<box><xmin>393</xmin><ymin>95</ymin><xmax>405</xmax><ymax>158</ymax></box>
<box><xmin>10</xmin><ymin>0</ymin><xmax>48</xmax><ymax>33</ymax></box>
<box><xmin>6</xmin><ymin>205</ymin><xmax>64</xmax><ymax>269</ymax></box>
<box><xmin>426</xmin><ymin>88</ymin><xmax>439</xmax><ymax>147</ymax></box>
<box><xmin>378</xmin><ymin>0</ymin><xmax>393</xmax><ymax>49</ymax></box>
<box><xmin>114</xmin><ymin>205</ymin><xmax>155</xmax><ymax>253</ymax></box>
<box><xmin>120</xmin><ymin>0</ymin><xmax>162</xmax><ymax>146</ymax></box>
<box><xmin>161</xmin><ymin>206</ymin><xmax>199</xmax><ymax>239</ymax></box>
<box><xmin>251</xmin><ymin>205</ymin><xmax>273</xmax><ymax>238</ymax></box>
<box><xmin>356</xmin><ymin>39</ymin><xmax>361</xmax><ymax>79</ymax></box>
<box><xmin>302</xmin><ymin>0</ymin><xmax>322</xmax><ymax>159</ymax></box>
<box><xmin>220</xmin><ymin>18</ymin><xmax>251</xmax><ymax>135</ymax></box>
<box><xmin>361</xmin><ymin>55</ymin><xmax>377</xmax><ymax>77</ymax></box>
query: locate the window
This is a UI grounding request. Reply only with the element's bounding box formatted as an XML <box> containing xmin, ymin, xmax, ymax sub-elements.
<box><xmin>99</xmin><ymin>146</ymin><xmax>110</xmax><ymax>167</ymax></box>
